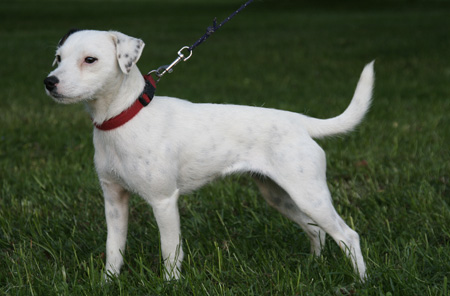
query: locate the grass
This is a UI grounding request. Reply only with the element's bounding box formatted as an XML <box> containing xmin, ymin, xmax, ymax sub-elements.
<box><xmin>0</xmin><ymin>0</ymin><xmax>449</xmax><ymax>294</ymax></box>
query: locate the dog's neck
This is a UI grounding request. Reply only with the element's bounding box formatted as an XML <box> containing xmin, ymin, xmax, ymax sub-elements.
<box><xmin>86</xmin><ymin>66</ymin><xmax>145</xmax><ymax>125</ymax></box>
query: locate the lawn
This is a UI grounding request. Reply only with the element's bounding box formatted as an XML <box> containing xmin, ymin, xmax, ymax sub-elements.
<box><xmin>0</xmin><ymin>0</ymin><xmax>449</xmax><ymax>295</ymax></box>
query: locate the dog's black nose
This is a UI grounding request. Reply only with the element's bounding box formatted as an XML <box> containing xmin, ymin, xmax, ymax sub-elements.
<box><xmin>44</xmin><ymin>76</ymin><xmax>59</xmax><ymax>91</ymax></box>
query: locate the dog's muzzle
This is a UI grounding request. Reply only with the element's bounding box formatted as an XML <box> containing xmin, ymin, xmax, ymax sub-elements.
<box><xmin>44</xmin><ymin>76</ymin><xmax>59</xmax><ymax>92</ymax></box>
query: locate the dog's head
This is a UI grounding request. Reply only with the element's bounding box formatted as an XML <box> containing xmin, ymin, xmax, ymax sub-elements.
<box><xmin>44</xmin><ymin>29</ymin><xmax>145</xmax><ymax>104</ymax></box>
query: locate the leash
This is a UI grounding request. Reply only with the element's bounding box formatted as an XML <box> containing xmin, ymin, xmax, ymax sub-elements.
<box><xmin>149</xmin><ymin>0</ymin><xmax>255</xmax><ymax>82</ymax></box>
<box><xmin>95</xmin><ymin>0</ymin><xmax>254</xmax><ymax>131</ymax></box>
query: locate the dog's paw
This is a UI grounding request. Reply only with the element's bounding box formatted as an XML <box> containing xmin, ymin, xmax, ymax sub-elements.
<box><xmin>163</xmin><ymin>265</ymin><xmax>182</xmax><ymax>281</ymax></box>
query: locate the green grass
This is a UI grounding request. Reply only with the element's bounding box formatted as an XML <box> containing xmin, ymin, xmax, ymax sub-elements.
<box><xmin>1</xmin><ymin>0</ymin><xmax>449</xmax><ymax>295</ymax></box>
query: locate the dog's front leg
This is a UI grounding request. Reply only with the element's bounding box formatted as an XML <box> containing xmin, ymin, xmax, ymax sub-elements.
<box><xmin>151</xmin><ymin>189</ymin><xmax>183</xmax><ymax>280</ymax></box>
<box><xmin>101</xmin><ymin>181</ymin><xmax>130</xmax><ymax>279</ymax></box>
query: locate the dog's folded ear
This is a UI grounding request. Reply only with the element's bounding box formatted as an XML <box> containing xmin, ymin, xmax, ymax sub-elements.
<box><xmin>109</xmin><ymin>31</ymin><xmax>145</xmax><ymax>74</ymax></box>
<box><xmin>52</xmin><ymin>28</ymin><xmax>82</xmax><ymax>66</ymax></box>
<box><xmin>58</xmin><ymin>28</ymin><xmax>82</xmax><ymax>48</ymax></box>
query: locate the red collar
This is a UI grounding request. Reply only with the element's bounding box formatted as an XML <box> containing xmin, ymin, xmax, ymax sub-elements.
<box><xmin>94</xmin><ymin>75</ymin><xmax>156</xmax><ymax>131</ymax></box>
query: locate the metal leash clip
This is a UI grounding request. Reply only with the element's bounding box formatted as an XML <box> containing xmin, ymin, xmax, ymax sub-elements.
<box><xmin>148</xmin><ymin>46</ymin><xmax>193</xmax><ymax>82</ymax></box>
<box><xmin>147</xmin><ymin>0</ymin><xmax>254</xmax><ymax>83</ymax></box>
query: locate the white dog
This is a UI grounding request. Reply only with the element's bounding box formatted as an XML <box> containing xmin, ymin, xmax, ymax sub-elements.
<box><xmin>44</xmin><ymin>29</ymin><xmax>374</xmax><ymax>281</ymax></box>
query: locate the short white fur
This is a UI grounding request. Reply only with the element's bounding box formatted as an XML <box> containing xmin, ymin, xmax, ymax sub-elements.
<box><xmin>45</xmin><ymin>29</ymin><xmax>374</xmax><ymax>282</ymax></box>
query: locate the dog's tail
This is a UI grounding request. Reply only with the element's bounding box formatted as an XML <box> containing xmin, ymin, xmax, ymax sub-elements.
<box><xmin>300</xmin><ymin>61</ymin><xmax>375</xmax><ymax>139</ymax></box>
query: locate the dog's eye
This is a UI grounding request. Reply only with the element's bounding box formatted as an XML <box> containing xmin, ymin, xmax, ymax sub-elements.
<box><xmin>84</xmin><ymin>57</ymin><xmax>98</xmax><ymax>64</ymax></box>
<box><xmin>52</xmin><ymin>55</ymin><xmax>61</xmax><ymax>66</ymax></box>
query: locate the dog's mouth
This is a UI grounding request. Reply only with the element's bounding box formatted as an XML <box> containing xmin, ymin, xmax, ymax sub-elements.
<box><xmin>45</xmin><ymin>88</ymin><xmax>94</xmax><ymax>105</ymax></box>
<box><xmin>43</xmin><ymin>74</ymin><xmax>98</xmax><ymax>104</ymax></box>
<box><xmin>44</xmin><ymin>79</ymin><xmax>78</xmax><ymax>103</ymax></box>
<box><xmin>45</xmin><ymin>89</ymin><xmax>75</xmax><ymax>104</ymax></box>
<box><xmin>45</xmin><ymin>89</ymin><xmax>63</xmax><ymax>100</ymax></box>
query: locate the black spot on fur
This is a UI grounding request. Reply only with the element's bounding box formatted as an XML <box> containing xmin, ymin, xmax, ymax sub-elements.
<box><xmin>58</xmin><ymin>28</ymin><xmax>82</xmax><ymax>47</ymax></box>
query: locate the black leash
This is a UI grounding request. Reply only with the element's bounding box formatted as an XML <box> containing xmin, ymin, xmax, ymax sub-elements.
<box><xmin>189</xmin><ymin>0</ymin><xmax>255</xmax><ymax>52</ymax></box>
<box><xmin>149</xmin><ymin>0</ymin><xmax>255</xmax><ymax>82</ymax></box>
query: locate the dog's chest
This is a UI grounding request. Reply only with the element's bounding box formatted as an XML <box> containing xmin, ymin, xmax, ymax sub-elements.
<box><xmin>93</xmin><ymin>129</ymin><xmax>158</xmax><ymax>191</ymax></box>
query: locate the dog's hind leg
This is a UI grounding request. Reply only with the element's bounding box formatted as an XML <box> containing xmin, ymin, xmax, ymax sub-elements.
<box><xmin>288</xmin><ymin>181</ymin><xmax>366</xmax><ymax>280</ymax></box>
<box><xmin>151</xmin><ymin>189</ymin><xmax>184</xmax><ymax>280</ymax></box>
<box><xmin>253</xmin><ymin>176</ymin><xmax>326</xmax><ymax>256</ymax></box>
<box><xmin>102</xmin><ymin>181</ymin><xmax>130</xmax><ymax>279</ymax></box>
<box><xmin>269</xmin><ymin>145</ymin><xmax>367</xmax><ymax>280</ymax></box>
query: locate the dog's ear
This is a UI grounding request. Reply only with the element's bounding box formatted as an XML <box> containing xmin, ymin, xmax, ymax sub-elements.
<box><xmin>53</xmin><ymin>28</ymin><xmax>82</xmax><ymax>66</ymax></box>
<box><xmin>58</xmin><ymin>28</ymin><xmax>81</xmax><ymax>48</ymax></box>
<box><xmin>109</xmin><ymin>31</ymin><xmax>145</xmax><ymax>74</ymax></box>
